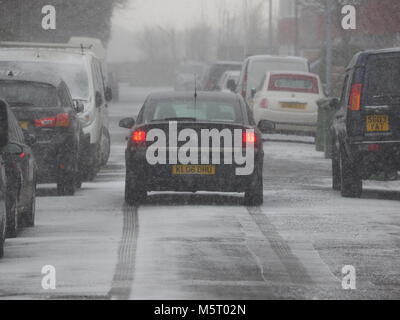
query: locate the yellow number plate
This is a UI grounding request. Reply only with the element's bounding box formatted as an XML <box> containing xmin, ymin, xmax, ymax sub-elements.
<box><xmin>280</xmin><ymin>102</ymin><xmax>306</xmax><ymax>109</ymax></box>
<box><xmin>366</xmin><ymin>115</ymin><xmax>390</xmax><ymax>132</ymax></box>
<box><xmin>172</xmin><ymin>165</ymin><xmax>216</xmax><ymax>175</ymax></box>
<box><xmin>19</xmin><ymin>121</ymin><xmax>29</xmax><ymax>130</ymax></box>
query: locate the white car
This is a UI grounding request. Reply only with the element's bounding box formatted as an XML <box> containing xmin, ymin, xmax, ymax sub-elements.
<box><xmin>218</xmin><ymin>70</ymin><xmax>240</xmax><ymax>92</ymax></box>
<box><xmin>253</xmin><ymin>71</ymin><xmax>324</xmax><ymax>135</ymax></box>
<box><xmin>236</xmin><ymin>55</ymin><xmax>309</xmax><ymax>107</ymax></box>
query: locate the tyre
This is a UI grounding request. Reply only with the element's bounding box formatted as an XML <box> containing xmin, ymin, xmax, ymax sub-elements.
<box><xmin>57</xmin><ymin>173</ymin><xmax>76</xmax><ymax>196</ymax></box>
<box><xmin>340</xmin><ymin>148</ymin><xmax>362</xmax><ymax>198</ymax></box>
<box><xmin>125</xmin><ymin>173</ymin><xmax>147</xmax><ymax>206</ymax></box>
<box><xmin>0</xmin><ymin>214</ymin><xmax>6</xmax><ymax>258</ymax></box>
<box><xmin>6</xmin><ymin>194</ymin><xmax>18</xmax><ymax>238</ymax></box>
<box><xmin>100</xmin><ymin>128</ymin><xmax>111</xmax><ymax>167</ymax></box>
<box><xmin>21</xmin><ymin>183</ymin><xmax>36</xmax><ymax>227</ymax></box>
<box><xmin>332</xmin><ymin>139</ymin><xmax>341</xmax><ymax>191</ymax></box>
<box><xmin>244</xmin><ymin>171</ymin><xmax>264</xmax><ymax>206</ymax></box>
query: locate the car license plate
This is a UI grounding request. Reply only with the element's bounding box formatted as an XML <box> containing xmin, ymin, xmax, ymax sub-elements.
<box><xmin>172</xmin><ymin>165</ymin><xmax>216</xmax><ymax>175</ymax></box>
<box><xmin>366</xmin><ymin>115</ymin><xmax>390</xmax><ymax>132</ymax></box>
<box><xmin>19</xmin><ymin>121</ymin><xmax>29</xmax><ymax>130</ymax></box>
<box><xmin>280</xmin><ymin>102</ymin><xmax>306</xmax><ymax>109</ymax></box>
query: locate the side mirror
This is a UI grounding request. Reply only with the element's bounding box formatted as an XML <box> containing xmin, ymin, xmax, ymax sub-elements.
<box><xmin>258</xmin><ymin>120</ymin><xmax>275</xmax><ymax>133</ymax></box>
<box><xmin>329</xmin><ymin>98</ymin><xmax>340</xmax><ymax>109</ymax></box>
<box><xmin>105</xmin><ymin>87</ymin><xmax>113</xmax><ymax>102</ymax></box>
<box><xmin>73</xmin><ymin>100</ymin><xmax>85</xmax><ymax>113</ymax></box>
<box><xmin>251</xmin><ymin>88</ymin><xmax>257</xmax><ymax>98</ymax></box>
<box><xmin>2</xmin><ymin>143</ymin><xmax>23</xmax><ymax>155</ymax></box>
<box><xmin>0</xmin><ymin>99</ymin><xmax>8</xmax><ymax>148</ymax></box>
<box><xmin>24</xmin><ymin>133</ymin><xmax>36</xmax><ymax>146</ymax></box>
<box><xmin>95</xmin><ymin>91</ymin><xmax>103</xmax><ymax>108</ymax></box>
<box><xmin>119</xmin><ymin>117</ymin><xmax>135</xmax><ymax>129</ymax></box>
<box><xmin>227</xmin><ymin>79</ymin><xmax>237</xmax><ymax>92</ymax></box>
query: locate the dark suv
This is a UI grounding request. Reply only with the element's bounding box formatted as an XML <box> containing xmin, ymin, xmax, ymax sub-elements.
<box><xmin>0</xmin><ymin>72</ymin><xmax>83</xmax><ymax>196</ymax></box>
<box><xmin>330</xmin><ymin>48</ymin><xmax>400</xmax><ymax>198</ymax></box>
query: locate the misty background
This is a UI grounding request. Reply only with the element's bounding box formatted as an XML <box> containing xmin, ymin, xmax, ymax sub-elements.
<box><xmin>1</xmin><ymin>0</ymin><xmax>400</xmax><ymax>92</ymax></box>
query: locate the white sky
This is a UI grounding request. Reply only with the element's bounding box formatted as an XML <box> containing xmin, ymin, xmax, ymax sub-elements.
<box><xmin>112</xmin><ymin>0</ymin><xmax>247</xmax><ymax>32</ymax></box>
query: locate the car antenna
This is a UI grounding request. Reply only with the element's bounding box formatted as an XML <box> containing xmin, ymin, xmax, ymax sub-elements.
<box><xmin>194</xmin><ymin>73</ymin><xmax>198</xmax><ymax>118</ymax></box>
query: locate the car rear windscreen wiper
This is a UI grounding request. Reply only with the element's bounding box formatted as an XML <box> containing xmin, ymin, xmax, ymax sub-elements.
<box><xmin>152</xmin><ymin>117</ymin><xmax>197</xmax><ymax>122</ymax></box>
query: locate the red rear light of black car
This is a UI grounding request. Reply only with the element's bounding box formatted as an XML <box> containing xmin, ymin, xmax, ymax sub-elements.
<box><xmin>243</xmin><ymin>131</ymin><xmax>256</xmax><ymax>145</ymax></box>
<box><xmin>131</xmin><ymin>130</ymin><xmax>147</xmax><ymax>147</ymax></box>
<box><xmin>348</xmin><ymin>83</ymin><xmax>362</xmax><ymax>111</ymax></box>
<box><xmin>35</xmin><ymin>113</ymin><xmax>70</xmax><ymax>128</ymax></box>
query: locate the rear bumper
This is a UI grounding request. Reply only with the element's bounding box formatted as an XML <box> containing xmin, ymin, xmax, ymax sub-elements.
<box><xmin>32</xmin><ymin>139</ymin><xmax>76</xmax><ymax>183</ymax></box>
<box><xmin>255</xmin><ymin>109</ymin><xmax>317</xmax><ymax>133</ymax></box>
<box><xmin>126</xmin><ymin>151</ymin><xmax>263</xmax><ymax>192</ymax></box>
<box><xmin>349</xmin><ymin>141</ymin><xmax>400</xmax><ymax>175</ymax></box>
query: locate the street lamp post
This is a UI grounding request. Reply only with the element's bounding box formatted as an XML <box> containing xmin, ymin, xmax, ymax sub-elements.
<box><xmin>325</xmin><ymin>0</ymin><xmax>334</xmax><ymax>96</ymax></box>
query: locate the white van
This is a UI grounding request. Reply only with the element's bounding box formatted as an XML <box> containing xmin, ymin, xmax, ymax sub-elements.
<box><xmin>0</xmin><ymin>42</ymin><xmax>112</xmax><ymax>180</ymax></box>
<box><xmin>236</xmin><ymin>55</ymin><xmax>309</xmax><ymax>106</ymax></box>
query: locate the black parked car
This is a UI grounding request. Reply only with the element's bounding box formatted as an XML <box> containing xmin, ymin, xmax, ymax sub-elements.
<box><xmin>119</xmin><ymin>91</ymin><xmax>264</xmax><ymax>206</ymax></box>
<box><xmin>0</xmin><ymin>99</ymin><xmax>37</xmax><ymax>241</ymax></box>
<box><xmin>330</xmin><ymin>48</ymin><xmax>400</xmax><ymax>198</ymax></box>
<box><xmin>0</xmin><ymin>72</ymin><xmax>84</xmax><ymax>196</ymax></box>
<box><xmin>0</xmin><ymin>100</ymin><xmax>7</xmax><ymax>257</ymax></box>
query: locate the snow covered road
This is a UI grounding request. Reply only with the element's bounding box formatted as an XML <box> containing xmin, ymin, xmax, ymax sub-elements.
<box><xmin>1</xmin><ymin>86</ymin><xmax>400</xmax><ymax>300</ymax></box>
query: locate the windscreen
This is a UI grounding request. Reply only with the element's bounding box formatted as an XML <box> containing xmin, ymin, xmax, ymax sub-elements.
<box><xmin>364</xmin><ymin>54</ymin><xmax>400</xmax><ymax>104</ymax></box>
<box><xmin>0</xmin><ymin>80</ymin><xmax>57</xmax><ymax>108</ymax></box>
<box><xmin>248</xmin><ymin>60</ymin><xmax>308</xmax><ymax>91</ymax></box>
<box><xmin>142</xmin><ymin>97</ymin><xmax>243</xmax><ymax>123</ymax></box>
<box><xmin>0</xmin><ymin>61</ymin><xmax>89</xmax><ymax>99</ymax></box>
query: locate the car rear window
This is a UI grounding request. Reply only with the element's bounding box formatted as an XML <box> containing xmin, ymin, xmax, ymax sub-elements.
<box><xmin>0</xmin><ymin>80</ymin><xmax>57</xmax><ymax>108</ymax></box>
<box><xmin>268</xmin><ymin>74</ymin><xmax>319</xmax><ymax>94</ymax></box>
<box><xmin>142</xmin><ymin>97</ymin><xmax>243</xmax><ymax>123</ymax></box>
<box><xmin>364</xmin><ymin>54</ymin><xmax>400</xmax><ymax>105</ymax></box>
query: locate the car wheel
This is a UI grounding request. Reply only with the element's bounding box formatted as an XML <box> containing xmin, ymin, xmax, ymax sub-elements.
<box><xmin>0</xmin><ymin>214</ymin><xmax>6</xmax><ymax>258</ymax></box>
<box><xmin>125</xmin><ymin>173</ymin><xmax>147</xmax><ymax>206</ymax></box>
<box><xmin>21</xmin><ymin>183</ymin><xmax>36</xmax><ymax>227</ymax></box>
<box><xmin>100</xmin><ymin>128</ymin><xmax>111</xmax><ymax>167</ymax></box>
<box><xmin>340</xmin><ymin>147</ymin><xmax>362</xmax><ymax>198</ymax></box>
<box><xmin>332</xmin><ymin>139</ymin><xmax>341</xmax><ymax>191</ymax></box>
<box><xmin>6</xmin><ymin>194</ymin><xmax>18</xmax><ymax>238</ymax></box>
<box><xmin>244</xmin><ymin>171</ymin><xmax>264</xmax><ymax>206</ymax></box>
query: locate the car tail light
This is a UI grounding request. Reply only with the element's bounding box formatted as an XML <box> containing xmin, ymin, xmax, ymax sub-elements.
<box><xmin>348</xmin><ymin>84</ymin><xmax>362</xmax><ymax>111</ymax></box>
<box><xmin>259</xmin><ymin>98</ymin><xmax>268</xmax><ymax>109</ymax></box>
<box><xmin>131</xmin><ymin>130</ymin><xmax>147</xmax><ymax>143</ymax></box>
<box><xmin>243</xmin><ymin>131</ymin><xmax>256</xmax><ymax>144</ymax></box>
<box><xmin>35</xmin><ymin>113</ymin><xmax>70</xmax><ymax>128</ymax></box>
<box><xmin>19</xmin><ymin>152</ymin><xmax>26</xmax><ymax>159</ymax></box>
<box><xmin>367</xmin><ymin>144</ymin><xmax>380</xmax><ymax>152</ymax></box>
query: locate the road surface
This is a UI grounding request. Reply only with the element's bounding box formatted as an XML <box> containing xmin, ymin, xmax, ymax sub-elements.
<box><xmin>1</xmin><ymin>86</ymin><xmax>400</xmax><ymax>300</ymax></box>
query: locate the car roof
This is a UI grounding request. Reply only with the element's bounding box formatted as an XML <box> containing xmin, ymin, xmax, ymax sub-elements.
<box><xmin>211</xmin><ymin>61</ymin><xmax>242</xmax><ymax>66</ymax></box>
<box><xmin>245</xmin><ymin>55</ymin><xmax>308</xmax><ymax>62</ymax></box>
<box><xmin>267</xmin><ymin>71</ymin><xmax>319</xmax><ymax>78</ymax></box>
<box><xmin>0</xmin><ymin>71</ymin><xmax>63</xmax><ymax>88</ymax></box>
<box><xmin>348</xmin><ymin>47</ymin><xmax>400</xmax><ymax>70</ymax></box>
<box><xmin>148</xmin><ymin>91</ymin><xmax>240</xmax><ymax>101</ymax></box>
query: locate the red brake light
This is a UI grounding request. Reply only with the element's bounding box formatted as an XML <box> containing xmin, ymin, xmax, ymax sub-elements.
<box><xmin>131</xmin><ymin>130</ymin><xmax>146</xmax><ymax>143</ymax></box>
<box><xmin>35</xmin><ymin>113</ymin><xmax>70</xmax><ymax>128</ymax></box>
<box><xmin>367</xmin><ymin>144</ymin><xmax>380</xmax><ymax>152</ymax></box>
<box><xmin>348</xmin><ymin>84</ymin><xmax>362</xmax><ymax>111</ymax></box>
<box><xmin>19</xmin><ymin>152</ymin><xmax>26</xmax><ymax>159</ymax></box>
<box><xmin>243</xmin><ymin>131</ymin><xmax>256</xmax><ymax>144</ymax></box>
<box><xmin>259</xmin><ymin>98</ymin><xmax>268</xmax><ymax>109</ymax></box>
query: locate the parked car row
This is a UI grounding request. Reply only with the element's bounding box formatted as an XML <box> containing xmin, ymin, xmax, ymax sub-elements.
<box><xmin>1</xmin><ymin>99</ymin><xmax>37</xmax><ymax>257</ymax></box>
<box><xmin>0</xmin><ymin>39</ymin><xmax>113</xmax><ymax>257</ymax></box>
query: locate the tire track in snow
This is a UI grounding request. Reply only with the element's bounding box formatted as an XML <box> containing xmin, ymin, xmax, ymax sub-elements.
<box><xmin>246</xmin><ymin>206</ymin><xmax>314</xmax><ymax>285</ymax></box>
<box><xmin>108</xmin><ymin>205</ymin><xmax>139</xmax><ymax>300</ymax></box>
